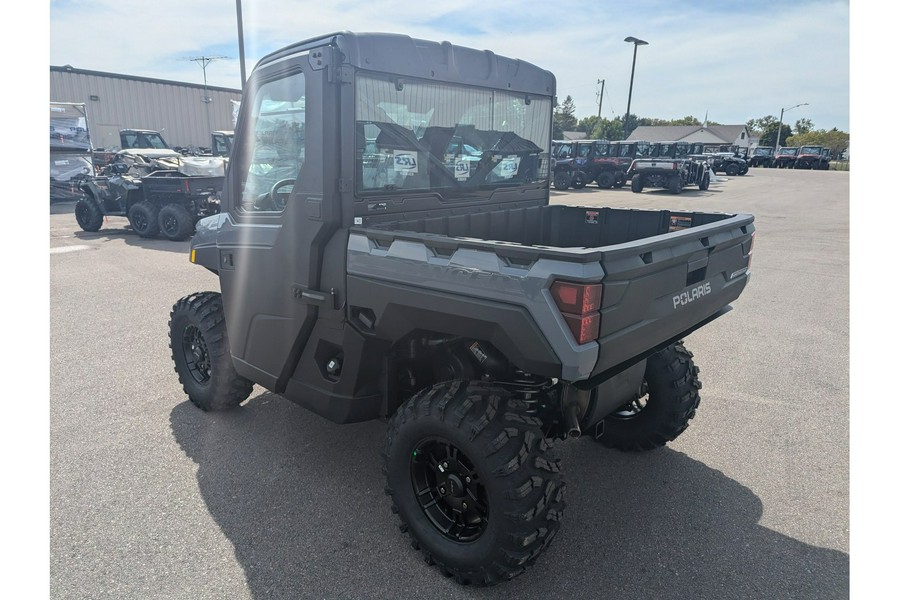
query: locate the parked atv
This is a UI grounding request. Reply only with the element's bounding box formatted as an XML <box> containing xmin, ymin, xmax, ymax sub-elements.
<box><xmin>774</xmin><ymin>147</ymin><xmax>799</xmax><ymax>168</ymax></box>
<box><xmin>793</xmin><ymin>145</ymin><xmax>830</xmax><ymax>170</ymax></box>
<box><xmin>628</xmin><ymin>141</ymin><xmax>711</xmax><ymax>194</ymax></box>
<box><xmin>748</xmin><ymin>146</ymin><xmax>775</xmax><ymax>168</ymax></box>
<box><xmin>75</xmin><ymin>149</ymin><xmax>224</xmax><ymax>241</ymax></box>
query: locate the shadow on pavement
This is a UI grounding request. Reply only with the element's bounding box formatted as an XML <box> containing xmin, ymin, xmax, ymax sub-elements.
<box><xmin>53</xmin><ymin>199</ymin><xmax>192</xmax><ymax>254</ymax></box>
<box><xmin>170</xmin><ymin>395</ymin><xmax>848</xmax><ymax>600</ymax></box>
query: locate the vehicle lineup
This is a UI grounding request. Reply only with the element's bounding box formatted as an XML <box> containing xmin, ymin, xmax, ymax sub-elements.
<box><xmin>165</xmin><ymin>32</ymin><xmax>755</xmax><ymax>585</ymax></box>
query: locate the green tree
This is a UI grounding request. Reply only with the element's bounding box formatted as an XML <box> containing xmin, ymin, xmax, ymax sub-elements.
<box><xmin>553</xmin><ymin>95</ymin><xmax>577</xmax><ymax>139</ymax></box>
<box><xmin>747</xmin><ymin>115</ymin><xmax>779</xmax><ymax>135</ymax></box>
<box><xmin>760</xmin><ymin>122</ymin><xmax>793</xmax><ymax>147</ymax></box>
<box><xmin>794</xmin><ymin>118</ymin><xmax>814</xmax><ymax>135</ymax></box>
<box><xmin>588</xmin><ymin>116</ymin><xmax>625</xmax><ymax>141</ymax></box>
<box><xmin>575</xmin><ymin>115</ymin><xmax>599</xmax><ymax>134</ymax></box>
<box><xmin>785</xmin><ymin>128</ymin><xmax>849</xmax><ymax>155</ymax></box>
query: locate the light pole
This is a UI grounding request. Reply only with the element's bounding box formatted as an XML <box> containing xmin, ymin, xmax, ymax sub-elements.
<box><xmin>775</xmin><ymin>103</ymin><xmax>808</xmax><ymax>151</ymax></box>
<box><xmin>596</xmin><ymin>79</ymin><xmax>605</xmax><ymax>119</ymax></box>
<box><xmin>235</xmin><ymin>0</ymin><xmax>247</xmax><ymax>88</ymax></box>
<box><xmin>623</xmin><ymin>36</ymin><xmax>648</xmax><ymax>139</ymax></box>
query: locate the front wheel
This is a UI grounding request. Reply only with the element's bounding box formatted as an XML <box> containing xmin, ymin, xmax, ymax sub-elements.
<box><xmin>698</xmin><ymin>171</ymin><xmax>710</xmax><ymax>191</ymax></box>
<box><xmin>596</xmin><ymin>171</ymin><xmax>615</xmax><ymax>189</ymax></box>
<box><xmin>383</xmin><ymin>380</ymin><xmax>565</xmax><ymax>586</ymax></box>
<box><xmin>571</xmin><ymin>171</ymin><xmax>587</xmax><ymax>189</ymax></box>
<box><xmin>74</xmin><ymin>196</ymin><xmax>103</xmax><ymax>232</ymax></box>
<box><xmin>725</xmin><ymin>164</ymin><xmax>738</xmax><ymax>176</ymax></box>
<box><xmin>169</xmin><ymin>292</ymin><xmax>254</xmax><ymax>411</ymax></box>
<box><xmin>595</xmin><ymin>341</ymin><xmax>701</xmax><ymax>451</ymax></box>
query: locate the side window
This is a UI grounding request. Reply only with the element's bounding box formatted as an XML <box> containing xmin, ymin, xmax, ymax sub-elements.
<box><xmin>239</xmin><ymin>68</ymin><xmax>306</xmax><ymax>213</ymax></box>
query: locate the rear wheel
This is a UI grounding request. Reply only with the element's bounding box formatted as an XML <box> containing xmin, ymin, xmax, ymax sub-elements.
<box><xmin>158</xmin><ymin>204</ymin><xmax>195</xmax><ymax>241</ymax></box>
<box><xmin>725</xmin><ymin>164</ymin><xmax>738</xmax><ymax>176</ymax></box>
<box><xmin>128</xmin><ymin>201</ymin><xmax>160</xmax><ymax>237</ymax></box>
<box><xmin>668</xmin><ymin>175</ymin><xmax>683</xmax><ymax>194</ymax></box>
<box><xmin>630</xmin><ymin>174</ymin><xmax>644</xmax><ymax>193</ymax></box>
<box><xmin>384</xmin><ymin>380</ymin><xmax>565</xmax><ymax>586</ymax></box>
<box><xmin>74</xmin><ymin>196</ymin><xmax>103</xmax><ymax>232</ymax></box>
<box><xmin>169</xmin><ymin>292</ymin><xmax>254</xmax><ymax>411</ymax></box>
<box><xmin>596</xmin><ymin>341</ymin><xmax>701</xmax><ymax>451</ymax></box>
<box><xmin>553</xmin><ymin>172</ymin><xmax>571</xmax><ymax>191</ymax></box>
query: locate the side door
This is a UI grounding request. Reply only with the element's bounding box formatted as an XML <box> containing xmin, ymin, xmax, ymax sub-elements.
<box><xmin>215</xmin><ymin>48</ymin><xmax>339</xmax><ymax>392</ymax></box>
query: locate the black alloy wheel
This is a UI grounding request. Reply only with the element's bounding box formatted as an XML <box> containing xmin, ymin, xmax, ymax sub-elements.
<box><xmin>384</xmin><ymin>380</ymin><xmax>565</xmax><ymax>585</ymax></box>
<box><xmin>128</xmin><ymin>201</ymin><xmax>160</xmax><ymax>237</ymax></box>
<box><xmin>169</xmin><ymin>291</ymin><xmax>254</xmax><ymax>411</ymax></box>
<box><xmin>410</xmin><ymin>437</ymin><xmax>489</xmax><ymax>543</ymax></box>
<box><xmin>181</xmin><ymin>324</ymin><xmax>211</xmax><ymax>385</ymax></box>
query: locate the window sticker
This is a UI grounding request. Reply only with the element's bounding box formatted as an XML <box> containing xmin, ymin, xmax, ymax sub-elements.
<box><xmin>454</xmin><ymin>160</ymin><xmax>471</xmax><ymax>180</ymax></box>
<box><xmin>393</xmin><ymin>151</ymin><xmax>419</xmax><ymax>175</ymax></box>
<box><xmin>499</xmin><ymin>156</ymin><xmax>520</xmax><ymax>178</ymax></box>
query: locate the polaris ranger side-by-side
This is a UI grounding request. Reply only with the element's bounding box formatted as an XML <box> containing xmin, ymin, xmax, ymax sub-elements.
<box><xmin>168</xmin><ymin>32</ymin><xmax>754</xmax><ymax>586</ymax></box>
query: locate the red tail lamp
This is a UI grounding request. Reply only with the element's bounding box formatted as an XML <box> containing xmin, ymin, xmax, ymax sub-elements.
<box><xmin>550</xmin><ymin>281</ymin><xmax>602</xmax><ymax>344</ymax></box>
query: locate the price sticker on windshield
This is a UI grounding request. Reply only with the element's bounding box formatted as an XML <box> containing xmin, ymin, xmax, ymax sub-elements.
<box><xmin>499</xmin><ymin>156</ymin><xmax>520</xmax><ymax>178</ymax></box>
<box><xmin>454</xmin><ymin>159</ymin><xmax>470</xmax><ymax>180</ymax></box>
<box><xmin>392</xmin><ymin>151</ymin><xmax>419</xmax><ymax>175</ymax></box>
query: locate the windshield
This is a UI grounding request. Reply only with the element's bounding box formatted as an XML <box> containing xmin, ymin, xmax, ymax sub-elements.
<box><xmin>753</xmin><ymin>147</ymin><xmax>773</xmax><ymax>156</ymax></box>
<box><xmin>799</xmin><ymin>146</ymin><xmax>822</xmax><ymax>155</ymax></box>
<box><xmin>356</xmin><ymin>74</ymin><xmax>551</xmax><ymax>195</ymax></box>
<box><xmin>122</xmin><ymin>131</ymin><xmax>169</xmax><ymax>149</ymax></box>
<box><xmin>778</xmin><ymin>147</ymin><xmax>799</xmax><ymax>156</ymax></box>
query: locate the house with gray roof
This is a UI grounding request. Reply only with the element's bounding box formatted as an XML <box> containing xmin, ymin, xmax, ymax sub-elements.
<box><xmin>626</xmin><ymin>124</ymin><xmax>751</xmax><ymax>151</ymax></box>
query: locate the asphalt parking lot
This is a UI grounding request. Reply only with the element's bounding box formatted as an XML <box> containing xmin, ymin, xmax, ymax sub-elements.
<box><xmin>49</xmin><ymin>168</ymin><xmax>849</xmax><ymax>599</ymax></box>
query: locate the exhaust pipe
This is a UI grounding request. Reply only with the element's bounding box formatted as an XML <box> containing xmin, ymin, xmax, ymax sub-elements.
<box><xmin>563</xmin><ymin>400</ymin><xmax>581</xmax><ymax>439</ymax></box>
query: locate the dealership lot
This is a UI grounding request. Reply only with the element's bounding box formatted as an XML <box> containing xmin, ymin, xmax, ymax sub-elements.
<box><xmin>50</xmin><ymin>168</ymin><xmax>849</xmax><ymax>599</ymax></box>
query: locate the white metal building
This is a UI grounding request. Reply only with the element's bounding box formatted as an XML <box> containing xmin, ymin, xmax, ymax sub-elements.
<box><xmin>50</xmin><ymin>65</ymin><xmax>242</xmax><ymax>150</ymax></box>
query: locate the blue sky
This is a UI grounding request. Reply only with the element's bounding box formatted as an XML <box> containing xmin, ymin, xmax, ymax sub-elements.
<box><xmin>48</xmin><ymin>0</ymin><xmax>850</xmax><ymax>132</ymax></box>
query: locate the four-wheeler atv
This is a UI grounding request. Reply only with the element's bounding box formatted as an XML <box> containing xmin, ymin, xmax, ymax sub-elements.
<box><xmin>628</xmin><ymin>141</ymin><xmax>711</xmax><ymax>194</ymax></box>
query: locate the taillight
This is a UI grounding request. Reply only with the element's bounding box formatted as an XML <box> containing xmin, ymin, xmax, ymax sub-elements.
<box><xmin>550</xmin><ymin>281</ymin><xmax>602</xmax><ymax>344</ymax></box>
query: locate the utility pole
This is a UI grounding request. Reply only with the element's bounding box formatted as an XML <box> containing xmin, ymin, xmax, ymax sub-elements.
<box><xmin>596</xmin><ymin>79</ymin><xmax>605</xmax><ymax>119</ymax></box>
<box><xmin>190</xmin><ymin>56</ymin><xmax>228</xmax><ymax>140</ymax></box>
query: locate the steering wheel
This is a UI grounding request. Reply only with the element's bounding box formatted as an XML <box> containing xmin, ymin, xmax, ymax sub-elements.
<box><xmin>268</xmin><ymin>178</ymin><xmax>295</xmax><ymax>210</ymax></box>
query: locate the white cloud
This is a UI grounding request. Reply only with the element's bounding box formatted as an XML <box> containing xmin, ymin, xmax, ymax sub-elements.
<box><xmin>49</xmin><ymin>0</ymin><xmax>849</xmax><ymax>130</ymax></box>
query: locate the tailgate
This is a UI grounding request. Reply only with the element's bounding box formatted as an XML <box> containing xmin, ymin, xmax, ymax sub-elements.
<box><xmin>591</xmin><ymin>212</ymin><xmax>754</xmax><ymax>376</ymax></box>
